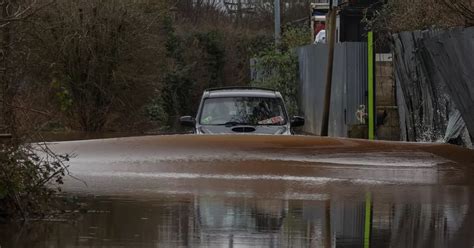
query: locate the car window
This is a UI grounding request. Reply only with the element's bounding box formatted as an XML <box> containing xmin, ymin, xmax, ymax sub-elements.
<box><xmin>200</xmin><ymin>97</ymin><xmax>287</xmax><ymax>125</ymax></box>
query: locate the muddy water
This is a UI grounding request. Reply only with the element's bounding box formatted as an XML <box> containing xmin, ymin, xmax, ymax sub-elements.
<box><xmin>1</xmin><ymin>135</ymin><xmax>474</xmax><ymax>247</ymax></box>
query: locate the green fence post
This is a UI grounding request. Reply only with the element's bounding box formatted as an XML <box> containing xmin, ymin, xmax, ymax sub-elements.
<box><xmin>368</xmin><ymin>31</ymin><xmax>375</xmax><ymax>140</ymax></box>
<box><xmin>364</xmin><ymin>192</ymin><xmax>372</xmax><ymax>248</ymax></box>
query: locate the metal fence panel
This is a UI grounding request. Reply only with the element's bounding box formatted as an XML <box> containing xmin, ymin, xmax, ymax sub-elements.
<box><xmin>328</xmin><ymin>43</ymin><xmax>346</xmax><ymax>137</ymax></box>
<box><xmin>422</xmin><ymin>27</ymin><xmax>474</xmax><ymax>144</ymax></box>
<box><xmin>344</xmin><ymin>43</ymin><xmax>368</xmax><ymax>128</ymax></box>
<box><xmin>297</xmin><ymin>44</ymin><xmax>329</xmax><ymax>135</ymax></box>
<box><xmin>393</xmin><ymin>27</ymin><xmax>473</xmax><ymax>147</ymax></box>
<box><xmin>297</xmin><ymin>42</ymin><xmax>368</xmax><ymax>137</ymax></box>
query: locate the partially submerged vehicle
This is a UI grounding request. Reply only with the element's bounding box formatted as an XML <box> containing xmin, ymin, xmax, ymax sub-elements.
<box><xmin>180</xmin><ymin>87</ymin><xmax>304</xmax><ymax>135</ymax></box>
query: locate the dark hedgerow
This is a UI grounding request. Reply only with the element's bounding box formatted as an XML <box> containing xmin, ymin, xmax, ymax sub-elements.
<box><xmin>0</xmin><ymin>141</ymin><xmax>70</xmax><ymax>221</ymax></box>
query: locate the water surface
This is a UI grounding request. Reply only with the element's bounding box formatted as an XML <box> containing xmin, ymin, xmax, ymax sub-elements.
<box><xmin>1</xmin><ymin>135</ymin><xmax>473</xmax><ymax>247</ymax></box>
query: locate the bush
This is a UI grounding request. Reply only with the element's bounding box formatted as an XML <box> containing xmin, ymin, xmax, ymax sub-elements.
<box><xmin>155</xmin><ymin>17</ymin><xmax>273</xmax><ymax>128</ymax></box>
<box><xmin>251</xmin><ymin>50</ymin><xmax>299</xmax><ymax>115</ymax></box>
<box><xmin>0</xmin><ymin>141</ymin><xmax>69</xmax><ymax>220</ymax></box>
<box><xmin>251</xmin><ymin>26</ymin><xmax>310</xmax><ymax>116</ymax></box>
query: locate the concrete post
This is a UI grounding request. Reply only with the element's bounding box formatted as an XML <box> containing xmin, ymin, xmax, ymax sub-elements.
<box><xmin>274</xmin><ymin>0</ymin><xmax>281</xmax><ymax>46</ymax></box>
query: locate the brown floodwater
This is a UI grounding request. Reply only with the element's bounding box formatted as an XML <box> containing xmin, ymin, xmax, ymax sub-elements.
<box><xmin>1</xmin><ymin>135</ymin><xmax>474</xmax><ymax>247</ymax></box>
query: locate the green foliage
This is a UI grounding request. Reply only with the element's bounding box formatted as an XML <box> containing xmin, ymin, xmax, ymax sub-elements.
<box><xmin>161</xmin><ymin>67</ymin><xmax>196</xmax><ymax>118</ymax></box>
<box><xmin>145</xmin><ymin>97</ymin><xmax>167</xmax><ymax>123</ymax></box>
<box><xmin>242</xmin><ymin>34</ymin><xmax>274</xmax><ymax>56</ymax></box>
<box><xmin>51</xmin><ymin>78</ymin><xmax>73</xmax><ymax>113</ymax></box>
<box><xmin>164</xmin><ymin>16</ymin><xmax>184</xmax><ymax>65</ymax></box>
<box><xmin>156</xmin><ymin>17</ymin><xmax>230</xmax><ymax>127</ymax></box>
<box><xmin>251</xmin><ymin>26</ymin><xmax>310</xmax><ymax>116</ymax></box>
<box><xmin>0</xmin><ymin>143</ymin><xmax>69</xmax><ymax>219</ymax></box>
<box><xmin>251</xmin><ymin>50</ymin><xmax>299</xmax><ymax>116</ymax></box>
<box><xmin>281</xmin><ymin>26</ymin><xmax>311</xmax><ymax>50</ymax></box>
<box><xmin>195</xmin><ymin>31</ymin><xmax>226</xmax><ymax>88</ymax></box>
<box><xmin>158</xmin><ymin>16</ymin><xmax>196</xmax><ymax>125</ymax></box>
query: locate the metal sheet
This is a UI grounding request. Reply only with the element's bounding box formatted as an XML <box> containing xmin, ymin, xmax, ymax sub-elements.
<box><xmin>297</xmin><ymin>42</ymin><xmax>368</xmax><ymax>137</ymax></box>
<box><xmin>297</xmin><ymin>43</ymin><xmax>329</xmax><ymax>135</ymax></box>
<box><xmin>392</xmin><ymin>27</ymin><xmax>473</xmax><ymax>147</ymax></box>
<box><xmin>422</xmin><ymin>27</ymin><xmax>474</xmax><ymax>144</ymax></box>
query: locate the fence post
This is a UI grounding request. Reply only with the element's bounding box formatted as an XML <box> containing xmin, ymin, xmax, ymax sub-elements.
<box><xmin>368</xmin><ymin>31</ymin><xmax>375</xmax><ymax>140</ymax></box>
<box><xmin>364</xmin><ymin>192</ymin><xmax>372</xmax><ymax>248</ymax></box>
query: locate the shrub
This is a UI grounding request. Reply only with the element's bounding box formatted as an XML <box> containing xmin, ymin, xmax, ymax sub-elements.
<box><xmin>251</xmin><ymin>26</ymin><xmax>310</xmax><ymax>116</ymax></box>
<box><xmin>0</xmin><ymin>141</ymin><xmax>69</xmax><ymax>221</ymax></box>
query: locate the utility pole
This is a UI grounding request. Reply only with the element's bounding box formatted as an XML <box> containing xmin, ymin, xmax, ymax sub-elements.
<box><xmin>274</xmin><ymin>0</ymin><xmax>281</xmax><ymax>46</ymax></box>
<box><xmin>237</xmin><ymin>0</ymin><xmax>242</xmax><ymax>23</ymax></box>
<box><xmin>320</xmin><ymin>0</ymin><xmax>336</xmax><ymax>136</ymax></box>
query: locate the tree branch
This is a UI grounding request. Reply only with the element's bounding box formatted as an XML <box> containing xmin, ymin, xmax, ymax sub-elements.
<box><xmin>0</xmin><ymin>99</ymin><xmax>52</xmax><ymax>117</ymax></box>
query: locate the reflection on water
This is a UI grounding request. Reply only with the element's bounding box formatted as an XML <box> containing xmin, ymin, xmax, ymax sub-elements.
<box><xmin>1</xmin><ymin>186</ymin><xmax>473</xmax><ymax>248</ymax></box>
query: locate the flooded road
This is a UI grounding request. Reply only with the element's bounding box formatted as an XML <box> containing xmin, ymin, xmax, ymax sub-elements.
<box><xmin>1</xmin><ymin>135</ymin><xmax>474</xmax><ymax>247</ymax></box>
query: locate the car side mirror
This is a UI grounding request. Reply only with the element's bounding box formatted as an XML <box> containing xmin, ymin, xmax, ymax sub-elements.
<box><xmin>180</xmin><ymin>116</ymin><xmax>195</xmax><ymax>127</ymax></box>
<box><xmin>291</xmin><ymin>116</ymin><xmax>305</xmax><ymax>127</ymax></box>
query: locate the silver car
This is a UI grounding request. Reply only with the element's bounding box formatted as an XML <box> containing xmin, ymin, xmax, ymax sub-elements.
<box><xmin>180</xmin><ymin>87</ymin><xmax>304</xmax><ymax>135</ymax></box>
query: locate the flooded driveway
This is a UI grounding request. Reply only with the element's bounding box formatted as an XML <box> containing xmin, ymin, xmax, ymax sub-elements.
<box><xmin>1</xmin><ymin>135</ymin><xmax>474</xmax><ymax>247</ymax></box>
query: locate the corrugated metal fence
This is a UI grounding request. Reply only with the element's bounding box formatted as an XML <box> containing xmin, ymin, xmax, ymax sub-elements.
<box><xmin>393</xmin><ymin>27</ymin><xmax>473</xmax><ymax>147</ymax></box>
<box><xmin>297</xmin><ymin>42</ymin><xmax>368</xmax><ymax>137</ymax></box>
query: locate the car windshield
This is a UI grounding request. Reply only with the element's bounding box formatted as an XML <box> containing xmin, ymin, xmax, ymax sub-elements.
<box><xmin>199</xmin><ymin>97</ymin><xmax>287</xmax><ymax>126</ymax></box>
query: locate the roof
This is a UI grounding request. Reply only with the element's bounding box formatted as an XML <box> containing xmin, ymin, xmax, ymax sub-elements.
<box><xmin>204</xmin><ymin>87</ymin><xmax>281</xmax><ymax>98</ymax></box>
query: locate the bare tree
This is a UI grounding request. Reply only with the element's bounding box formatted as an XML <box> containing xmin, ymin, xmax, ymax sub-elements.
<box><xmin>0</xmin><ymin>0</ymin><xmax>54</xmax><ymax>135</ymax></box>
<box><xmin>33</xmin><ymin>0</ymin><xmax>165</xmax><ymax>131</ymax></box>
<box><xmin>441</xmin><ymin>0</ymin><xmax>474</xmax><ymax>26</ymax></box>
<box><xmin>0</xmin><ymin>0</ymin><xmax>70</xmax><ymax>220</ymax></box>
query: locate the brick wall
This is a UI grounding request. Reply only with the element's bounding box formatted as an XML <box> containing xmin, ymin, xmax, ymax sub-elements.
<box><xmin>375</xmin><ymin>56</ymin><xmax>400</xmax><ymax>141</ymax></box>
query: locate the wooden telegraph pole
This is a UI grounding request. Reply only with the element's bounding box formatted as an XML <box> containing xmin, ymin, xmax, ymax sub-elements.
<box><xmin>320</xmin><ymin>1</ymin><xmax>337</xmax><ymax>136</ymax></box>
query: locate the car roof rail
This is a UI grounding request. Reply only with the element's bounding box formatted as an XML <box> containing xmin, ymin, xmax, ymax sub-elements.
<box><xmin>205</xmin><ymin>86</ymin><xmax>276</xmax><ymax>92</ymax></box>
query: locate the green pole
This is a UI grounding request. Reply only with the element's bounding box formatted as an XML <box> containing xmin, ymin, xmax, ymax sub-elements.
<box><xmin>368</xmin><ymin>31</ymin><xmax>375</xmax><ymax>140</ymax></box>
<box><xmin>364</xmin><ymin>192</ymin><xmax>372</xmax><ymax>248</ymax></box>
